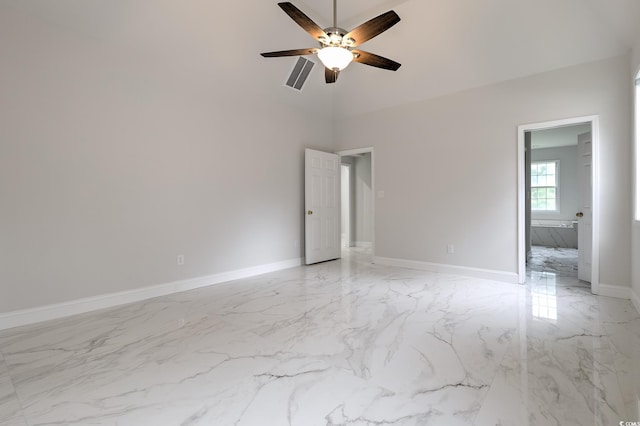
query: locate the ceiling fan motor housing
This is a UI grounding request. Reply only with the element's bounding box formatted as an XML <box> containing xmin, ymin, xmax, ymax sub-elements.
<box><xmin>320</xmin><ymin>27</ymin><xmax>354</xmax><ymax>48</ymax></box>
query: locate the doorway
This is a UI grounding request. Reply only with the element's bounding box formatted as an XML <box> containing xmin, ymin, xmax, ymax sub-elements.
<box><xmin>526</xmin><ymin>123</ymin><xmax>590</xmax><ymax>279</ymax></box>
<box><xmin>337</xmin><ymin>147</ymin><xmax>374</xmax><ymax>261</ymax></box>
<box><xmin>517</xmin><ymin>116</ymin><xmax>600</xmax><ymax>294</ymax></box>
<box><xmin>341</xmin><ymin>163</ymin><xmax>351</xmax><ymax>248</ymax></box>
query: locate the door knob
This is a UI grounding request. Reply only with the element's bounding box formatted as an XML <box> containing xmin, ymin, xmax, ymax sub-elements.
<box><xmin>307</xmin><ymin>210</ymin><xmax>313</xmax><ymax>215</ymax></box>
<box><xmin>576</xmin><ymin>212</ymin><xmax>584</xmax><ymax>218</ymax></box>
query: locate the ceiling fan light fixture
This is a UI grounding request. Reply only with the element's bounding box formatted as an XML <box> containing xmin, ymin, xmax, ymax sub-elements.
<box><xmin>317</xmin><ymin>46</ymin><xmax>353</xmax><ymax>71</ymax></box>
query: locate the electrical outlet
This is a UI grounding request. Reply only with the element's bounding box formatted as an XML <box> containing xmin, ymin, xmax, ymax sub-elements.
<box><xmin>447</xmin><ymin>244</ymin><xmax>455</xmax><ymax>254</ymax></box>
<box><xmin>177</xmin><ymin>254</ymin><xmax>185</xmax><ymax>266</ymax></box>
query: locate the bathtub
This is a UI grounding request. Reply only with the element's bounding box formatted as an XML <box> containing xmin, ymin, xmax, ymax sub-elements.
<box><xmin>531</xmin><ymin>219</ymin><xmax>578</xmax><ymax>248</ymax></box>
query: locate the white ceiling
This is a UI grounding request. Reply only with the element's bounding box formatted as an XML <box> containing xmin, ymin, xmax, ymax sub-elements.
<box><xmin>2</xmin><ymin>0</ymin><xmax>639</xmax><ymax>117</ymax></box>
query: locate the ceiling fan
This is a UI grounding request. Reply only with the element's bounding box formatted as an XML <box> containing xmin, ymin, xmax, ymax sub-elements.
<box><xmin>260</xmin><ymin>1</ymin><xmax>401</xmax><ymax>84</ymax></box>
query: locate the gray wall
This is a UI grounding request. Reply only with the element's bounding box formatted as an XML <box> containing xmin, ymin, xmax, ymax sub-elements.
<box><xmin>0</xmin><ymin>7</ymin><xmax>334</xmax><ymax>313</ymax></box>
<box><xmin>335</xmin><ymin>55</ymin><xmax>632</xmax><ymax>289</ymax></box>
<box><xmin>341</xmin><ymin>154</ymin><xmax>373</xmax><ymax>246</ymax></box>
<box><xmin>530</xmin><ymin>123</ymin><xmax>591</xmax><ymax>149</ymax></box>
<box><xmin>354</xmin><ymin>153</ymin><xmax>373</xmax><ymax>245</ymax></box>
<box><xmin>531</xmin><ymin>145</ymin><xmax>580</xmax><ymax>222</ymax></box>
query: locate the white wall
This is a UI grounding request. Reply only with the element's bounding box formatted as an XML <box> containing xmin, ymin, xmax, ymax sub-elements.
<box><xmin>531</xmin><ymin>145</ymin><xmax>579</xmax><ymax>222</ymax></box>
<box><xmin>0</xmin><ymin>8</ymin><xmax>333</xmax><ymax>313</ymax></box>
<box><xmin>335</xmin><ymin>55</ymin><xmax>632</xmax><ymax>288</ymax></box>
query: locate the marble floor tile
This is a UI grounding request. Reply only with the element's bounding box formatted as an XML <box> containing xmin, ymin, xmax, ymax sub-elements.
<box><xmin>528</xmin><ymin>246</ymin><xmax>578</xmax><ymax>278</ymax></box>
<box><xmin>0</xmin><ymin>248</ymin><xmax>638</xmax><ymax>425</ymax></box>
<box><xmin>0</xmin><ymin>353</ymin><xmax>25</xmax><ymax>426</ymax></box>
<box><xmin>599</xmin><ymin>298</ymin><xmax>640</xmax><ymax>421</ymax></box>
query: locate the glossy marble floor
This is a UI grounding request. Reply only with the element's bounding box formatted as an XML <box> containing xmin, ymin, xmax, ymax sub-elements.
<box><xmin>1</xmin><ymin>248</ymin><xmax>639</xmax><ymax>425</ymax></box>
<box><xmin>528</xmin><ymin>246</ymin><xmax>579</xmax><ymax>278</ymax></box>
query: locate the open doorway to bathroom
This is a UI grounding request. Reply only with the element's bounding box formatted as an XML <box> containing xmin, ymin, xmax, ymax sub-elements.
<box><xmin>524</xmin><ymin>122</ymin><xmax>591</xmax><ymax>280</ymax></box>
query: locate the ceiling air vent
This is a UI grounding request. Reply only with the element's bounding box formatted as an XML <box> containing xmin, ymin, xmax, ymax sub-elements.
<box><xmin>285</xmin><ymin>57</ymin><xmax>315</xmax><ymax>91</ymax></box>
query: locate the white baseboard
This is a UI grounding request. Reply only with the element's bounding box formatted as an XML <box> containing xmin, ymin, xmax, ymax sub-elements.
<box><xmin>597</xmin><ymin>283</ymin><xmax>632</xmax><ymax>300</ymax></box>
<box><xmin>373</xmin><ymin>256</ymin><xmax>519</xmax><ymax>284</ymax></box>
<box><xmin>0</xmin><ymin>257</ymin><xmax>302</xmax><ymax>331</ymax></box>
<box><xmin>630</xmin><ymin>288</ymin><xmax>640</xmax><ymax>314</ymax></box>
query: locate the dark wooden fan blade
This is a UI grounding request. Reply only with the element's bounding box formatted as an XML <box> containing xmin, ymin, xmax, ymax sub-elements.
<box><xmin>344</xmin><ymin>11</ymin><xmax>400</xmax><ymax>47</ymax></box>
<box><xmin>261</xmin><ymin>48</ymin><xmax>318</xmax><ymax>57</ymax></box>
<box><xmin>325</xmin><ymin>67</ymin><xmax>339</xmax><ymax>84</ymax></box>
<box><xmin>278</xmin><ymin>2</ymin><xmax>328</xmax><ymax>42</ymax></box>
<box><xmin>352</xmin><ymin>50</ymin><xmax>401</xmax><ymax>71</ymax></box>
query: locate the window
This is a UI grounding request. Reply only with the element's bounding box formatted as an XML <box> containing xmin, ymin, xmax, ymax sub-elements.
<box><xmin>531</xmin><ymin>161</ymin><xmax>558</xmax><ymax>211</ymax></box>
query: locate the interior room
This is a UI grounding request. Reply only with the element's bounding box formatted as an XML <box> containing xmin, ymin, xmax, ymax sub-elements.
<box><xmin>1</xmin><ymin>1</ymin><xmax>640</xmax><ymax>425</ymax></box>
<box><xmin>526</xmin><ymin>123</ymin><xmax>590</xmax><ymax>278</ymax></box>
<box><xmin>340</xmin><ymin>151</ymin><xmax>372</xmax><ymax>251</ymax></box>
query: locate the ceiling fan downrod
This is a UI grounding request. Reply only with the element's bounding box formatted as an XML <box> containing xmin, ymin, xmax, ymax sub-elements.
<box><xmin>324</xmin><ymin>0</ymin><xmax>348</xmax><ymax>48</ymax></box>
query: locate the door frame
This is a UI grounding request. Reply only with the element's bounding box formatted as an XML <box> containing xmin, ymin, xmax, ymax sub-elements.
<box><xmin>336</xmin><ymin>147</ymin><xmax>375</xmax><ymax>257</ymax></box>
<box><xmin>517</xmin><ymin>115</ymin><xmax>600</xmax><ymax>294</ymax></box>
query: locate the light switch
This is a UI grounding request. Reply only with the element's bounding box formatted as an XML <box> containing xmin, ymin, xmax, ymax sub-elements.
<box><xmin>377</xmin><ymin>190</ymin><xmax>385</xmax><ymax>198</ymax></box>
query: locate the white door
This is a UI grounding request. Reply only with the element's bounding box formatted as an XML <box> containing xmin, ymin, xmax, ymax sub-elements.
<box><xmin>577</xmin><ymin>132</ymin><xmax>592</xmax><ymax>282</ymax></box>
<box><xmin>305</xmin><ymin>149</ymin><xmax>340</xmax><ymax>264</ymax></box>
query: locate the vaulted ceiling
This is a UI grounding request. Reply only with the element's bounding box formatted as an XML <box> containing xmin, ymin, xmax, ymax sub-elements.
<box><xmin>3</xmin><ymin>0</ymin><xmax>639</xmax><ymax>117</ymax></box>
